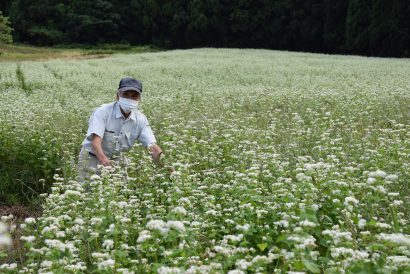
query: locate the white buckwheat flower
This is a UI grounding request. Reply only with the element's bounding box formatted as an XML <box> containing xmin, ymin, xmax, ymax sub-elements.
<box><xmin>21</xmin><ymin>235</ymin><xmax>36</xmax><ymax>243</ymax></box>
<box><xmin>236</xmin><ymin>224</ymin><xmax>250</xmax><ymax>232</ymax></box>
<box><xmin>172</xmin><ymin>206</ymin><xmax>187</xmax><ymax>215</ymax></box>
<box><xmin>102</xmin><ymin>239</ymin><xmax>114</xmax><ymax>250</ymax></box>
<box><xmin>368</xmin><ymin>170</ymin><xmax>387</xmax><ymax>178</ymax></box>
<box><xmin>385</xmin><ymin>174</ymin><xmax>398</xmax><ymax>182</ymax></box>
<box><xmin>137</xmin><ymin>230</ymin><xmax>152</xmax><ymax>243</ymax></box>
<box><xmin>0</xmin><ymin>222</ymin><xmax>11</xmax><ymax>247</ymax></box>
<box><xmin>157</xmin><ymin>266</ymin><xmax>183</xmax><ymax>274</ymax></box>
<box><xmin>24</xmin><ymin>218</ymin><xmax>36</xmax><ymax>224</ymax></box>
<box><xmin>167</xmin><ymin>221</ymin><xmax>186</xmax><ymax>233</ymax></box>
<box><xmin>377</xmin><ymin>233</ymin><xmax>410</xmax><ymax>246</ymax></box>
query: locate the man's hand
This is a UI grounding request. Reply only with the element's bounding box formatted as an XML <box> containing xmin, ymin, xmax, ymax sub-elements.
<box><xmin>167</xmin><ymin>166</ymin><xmax>176</xmax><ymax>173</ymax></box>
<box><xmin>99</xmin><ymin>156</ymin><xmax>111</xmax><ymax>167</ymax></box>
<box><xmin>149</xmin><ymin>143</ymin><xmax>163</xmax><ymax>164</ymax></box>
<box><xmin>91</xmin><ymin>134</ymin><xmax>111</xmax><ymax>167</ymax></box>
<box><xmin>148</xmin><ymin>143</ymin><xmax>174</xmax><ymax>174</ymax></box>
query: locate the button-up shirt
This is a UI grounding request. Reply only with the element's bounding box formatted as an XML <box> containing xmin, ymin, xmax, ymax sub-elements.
<box><xmin>81</xmin><ymin>102</ymin><xmax>156</xmax><ymax>158</ymax></box>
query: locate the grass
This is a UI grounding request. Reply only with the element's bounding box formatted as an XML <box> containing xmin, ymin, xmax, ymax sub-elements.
<box><xmin>0</xmin><ymin>43</ymin><xmax>161</xmax><ymax>62</ymax></box>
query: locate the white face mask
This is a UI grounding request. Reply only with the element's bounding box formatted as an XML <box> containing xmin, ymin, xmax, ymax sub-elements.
<box><xmin>118</xmin><ymin>97</ymin><xmax>138</xmax><ymax>113</ymax></box>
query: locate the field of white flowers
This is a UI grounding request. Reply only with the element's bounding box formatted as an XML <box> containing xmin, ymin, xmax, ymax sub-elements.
<box><xmin>1</xmin><ymin>48</ymin><xmax>410</xmax><ymax>273</ymax></box>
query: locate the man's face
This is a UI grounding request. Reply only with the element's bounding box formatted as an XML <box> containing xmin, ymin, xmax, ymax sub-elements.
<box><xmin>118</xmin><ymin>90</ymin><xmax>140</xmax><ymax>101</ymax></box>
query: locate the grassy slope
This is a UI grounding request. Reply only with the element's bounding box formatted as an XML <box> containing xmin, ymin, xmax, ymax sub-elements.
<box><xmin>0</xmin><ymin>44</ymin><xmax>159</xmax><ymax>62</ymax></box>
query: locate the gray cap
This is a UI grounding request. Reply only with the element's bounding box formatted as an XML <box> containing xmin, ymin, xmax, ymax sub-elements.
<box><xmin>118</xmin><ymin>77</ymin><xmax>142</xmax><ymax>93</ymax></box>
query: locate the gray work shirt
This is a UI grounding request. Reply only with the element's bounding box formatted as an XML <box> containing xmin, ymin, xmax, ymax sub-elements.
<box><xmin>81</xmin><ymin>102</ymin><xmax>156</xmax><ymax>158</ymax></box>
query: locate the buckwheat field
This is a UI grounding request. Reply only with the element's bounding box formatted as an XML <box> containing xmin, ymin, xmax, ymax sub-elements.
<box><xmin>1</xmin><ymin>49</ymin><xmax>410</xmax><ymax>273</ymax></box>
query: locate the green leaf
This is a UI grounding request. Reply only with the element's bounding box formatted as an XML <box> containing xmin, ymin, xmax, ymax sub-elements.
<box><xmin>319</xmin><ymin>237</ymin><xmax>330</xmax><ymax>247</ymax></box>
<box><xmin>369</xmin><ymin>243</ymin><xmax>387</xmax><ymax>252</ymax></box>
<box><xmin>367</xmin><ymin>219</ymin><xmax>377</xmax><ymax>227</ymax></box>
<box><xmin>302</xmin><ymin>259</ymin><xmax>321</xmax><ymax>273</ymax></box>
<box><xmin>114</xmin><ymin>250</ymin><xmax>128</xmax><ymax>261</ymax></box>
<box><xmin>318</xmin><ymin>256</ymin><xmax>331</xmax><ymax>264</ymax></box>
<box><xmin>257</xmin><ymin>242</ymin><xmax>268</xmax><ymax>251</ymax></box>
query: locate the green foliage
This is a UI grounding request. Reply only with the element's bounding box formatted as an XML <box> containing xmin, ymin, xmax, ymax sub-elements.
<box><xmin>27</xmin><ymin>26</ymin><xmax>64</xmax><ymax>46</ymax></box>
<box><xmin>0</xmin><ymin>10</ymin><xmax>13</xmax><ymax>44</ymax></box>
<box><xmin>346</xmin><ymin>0</ymin><xmax>410</xmax><ymax>57</ymax></box>
<box><xmin>1</xmin><ymin>0</ymin><xmax>409</xmax><ymax>56</ymax></box>
<box><xmin>322</xmin><ymin>0</ymin><xmax>348</xmax><ymax>52</ymax></box>
<box><xmin>0</xmin><ymin>120</ymin><xmax>64</xmax><ymax>205</ymax></box>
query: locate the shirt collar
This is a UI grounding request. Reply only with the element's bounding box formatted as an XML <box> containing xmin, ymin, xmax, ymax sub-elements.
<box><xmin>114</xmin><ymin>102</ymin><xmax>137</xmax><ymax>121</ymax></box>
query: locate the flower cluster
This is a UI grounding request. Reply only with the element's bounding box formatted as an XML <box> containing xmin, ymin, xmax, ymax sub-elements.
<box><xmin>0</xmin><ymin>221</ymin><xmax>11</xmax><ymax>247</ymax></box>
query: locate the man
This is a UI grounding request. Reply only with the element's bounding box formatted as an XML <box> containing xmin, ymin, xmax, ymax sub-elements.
<box><xmin>78</xmin><ymin>77</ymin><xmax>169</xmax><ymax>184</ymax></box>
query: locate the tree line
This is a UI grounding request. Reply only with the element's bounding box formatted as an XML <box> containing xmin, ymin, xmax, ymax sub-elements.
<box><xmin>0</xmin><ymin>0</ymin><xmax>409</xmax><ymax>57</ymax></box>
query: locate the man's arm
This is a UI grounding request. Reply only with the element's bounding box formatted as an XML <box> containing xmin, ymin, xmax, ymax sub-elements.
<box><xmin>91</xmin><ymin>134</ymin><xmax>111</xmax><ymax>166</ymax></box>
<box><xmin>149</xmin><ymin>143</ymin><xmax>175</xmax><ymax>172</ymax></box>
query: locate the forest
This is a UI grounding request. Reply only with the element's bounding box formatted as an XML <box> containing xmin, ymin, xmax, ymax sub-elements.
<box><xmin>0</xmin><ymin>0</ymin><xmax>409</xmax><ymax>57</ymax></box>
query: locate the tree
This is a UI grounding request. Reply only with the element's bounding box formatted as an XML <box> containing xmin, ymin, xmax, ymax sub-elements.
<box><xmin>0</xmin><ymin>11</ymin><xmax>13</xmax><ymax>44</ymax></box>
<box><xmin>2</xmin><ymin>0</ymin><xmax>409</xmax><ymax>56</ymax></box>
<box><xmin>367</xmin><ymin>0</ymin><xmax>410</xmax><ymax>57</ymax></box>
<box><xmin>346</xmin><ymin>0</ymin><xmax>372</xmax><ymax>55</ymax></box>
<box><xmin>323</xmin><ymin>0</ymin><xmax>348</xmax><ymax>53</ymax></box>
<box><xmin>8</xmin><ymin>0</ymin><xmax>65</xmax><ymax>45</ymax></box>
<box><xmin>64</xmin><ymin>0</ymin><xmax>121</xmax><ymax>44</ymax></box>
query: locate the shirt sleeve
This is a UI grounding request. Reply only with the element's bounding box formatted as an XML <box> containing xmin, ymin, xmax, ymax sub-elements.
<box><xmin>86</xmin><ymin>107</ymin><xmax>106</xmax><ymax>141</ymax></box>
<box><xmin>138</xmin><ymin>116</ymin><xmax>157</xmax><ymax>148</ymax></box>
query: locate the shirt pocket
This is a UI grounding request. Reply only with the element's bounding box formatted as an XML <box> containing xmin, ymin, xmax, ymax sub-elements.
<box><xmin>103</xmin><ymin>129</ymin><xmax>120</xmax><ymax>155</ymax></box>
<box><xmin>130</xmin><ymin>128</ymin><xmax>139</xmax><ymax>143</ymax></box>
<box><xmin>120</xmin><ymin>123</ymin><xmax>136</xmax><ymax>150</ymax></box>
